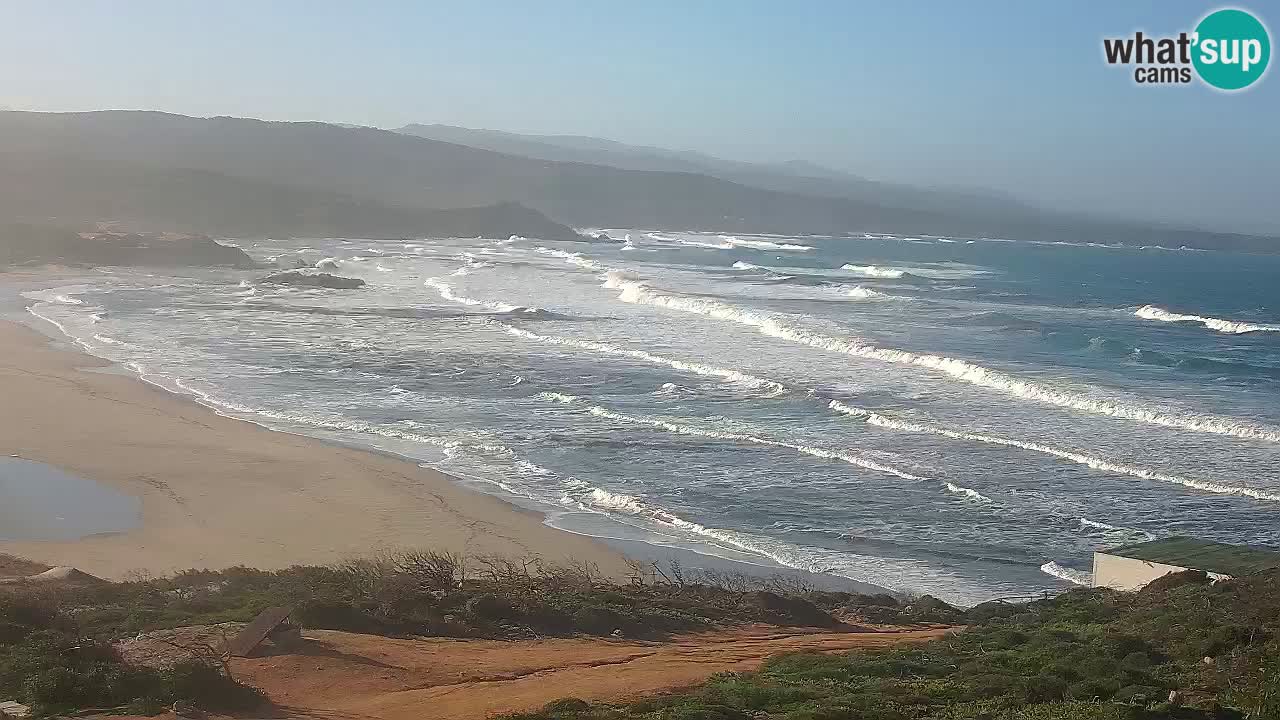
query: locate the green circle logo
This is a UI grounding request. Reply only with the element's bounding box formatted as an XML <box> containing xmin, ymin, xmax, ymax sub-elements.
<box><xmin>1193</xmin><ymin>9</ymin><xmax>1271</xmax><ymax>90</ymax></box>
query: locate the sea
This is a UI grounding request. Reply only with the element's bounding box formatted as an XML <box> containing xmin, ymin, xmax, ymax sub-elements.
<box><xmin>18</xmin><ymin>230</ymin><xmax>1280</xmax><ymax>605</ymax></box>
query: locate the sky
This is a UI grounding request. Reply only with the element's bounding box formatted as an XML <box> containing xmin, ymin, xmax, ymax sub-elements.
<box><xmin>2</xmin><ymin>1</ymin><xmax>1277</xmax><ymax>233</ymax></box>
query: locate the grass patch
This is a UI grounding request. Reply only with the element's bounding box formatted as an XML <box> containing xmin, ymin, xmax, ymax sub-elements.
<box><xmin>501</xmin><ymin>569</ymin><xmax>1280</xmax><ymax>719</ymax></box>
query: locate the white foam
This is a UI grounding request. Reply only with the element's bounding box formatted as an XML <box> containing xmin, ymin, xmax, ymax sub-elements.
<box><xmin>545</xmin><ymin>394</ymin><xmax>926</xmax><ymax>482</ymax></box>
<box><xmin>1040</xmin><ymin>561</ymin><xmax>1093</xmax><ymax>586</ymax></box>
<box><xmin>828</xmin><ymin>400</ymin><xmax>1280</xmax><ymax>502</ymax></box>
<box><xmin>845</xmin><ymin>286</ymin><xmax>887</xmax><ymax>300</ymax></box>
<box><xmin>497</xmin><ymin>323</ymin><xmax>788</xmax><ymax>396</ymax></box>
<box><xmin>945</xmin><ymin>482</ymin><xmax>992</xmax><ymax>503</ymax></box>
<box><xmin>425</xmin><ymin>277</ymin><xmax>520</xmax><ymax>312</ymax></box>
<box><xmin>22</xmin><ymin>290</ymin><xmax>85</xmax><ymax>305</ymax></box>
<box><xmin>315</xmin><ymin>257</ymin><xmax>341</xmax><ymax>270</ymax></box>
<box><xmin>1077</xmin><ymin>518</ymin><xmax>1155</xmax><ymax>542</ymax></box>
<box><xmin>718</xmin><ymin>235</ymin><xmax>814</xmax><ymax>252</ymax></box>
<box><xmin>534</xmin><ymin>246</ymin><xmax>606</xmax><ymax>271</ymax></box>
<box><xmin>1078</xmin><ymin>518</ymin><xmax>1116</xmax><ymax>531</ymax></box>
<box><xmin>600</xmin><ymin>274</ymin><xmax>1280</xmax><ymax>444</ymax></box>
<box><xmin>1134</xmin><ymin>305</ymin><xmax>1279</xmax><ymax>335</ymax></box>
<box><xmin>841</xmin><ymin>264</ymin><xmax>904</xmax><ymax>278</ymax></box>
<box><xmin>554</xmin><ymin>473</ymin><xmax>984</xmax><ymax>602</ymax></box>
<box><xmin>732</xmin><ymin>261</ymin><xmax>761</xmax><ymax>270</ymax></box>
<box><xmin>536</xmin><ymin>391</ymin><xmax>580</xmax><ymax>404</ymax></box>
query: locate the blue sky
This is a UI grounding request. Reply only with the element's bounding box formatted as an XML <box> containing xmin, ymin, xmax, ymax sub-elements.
<box><xmin>2</xmin><ymin>1</ymin><xmax>1277</xmax><ymax>232</ymax></box>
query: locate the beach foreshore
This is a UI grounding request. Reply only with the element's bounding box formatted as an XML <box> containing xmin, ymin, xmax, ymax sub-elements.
<box><xmin>0</xmin><ymin>317</ymin><xmax>633</xmax><ymax>580</ymax></box>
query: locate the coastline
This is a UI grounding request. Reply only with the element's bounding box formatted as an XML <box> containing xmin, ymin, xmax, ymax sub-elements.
<box><xmin>0</xmin><ymin>314</ymin><xmax>633</xmax><ymax>580</ymax></box>
<box><xmin>1</xmin><ymin>269</ymin><xmax>891</xmax><ymax>596</ymax></box>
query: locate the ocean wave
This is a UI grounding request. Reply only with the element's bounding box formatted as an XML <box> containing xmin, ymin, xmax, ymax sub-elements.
<box><xmin>600</xmin><ymin>272</ymin><xmax>1280</xmax><ymax>444</ymax></box>
<box><xmin>732</xmin><ymin>261</ymin><xmax>761</xmax><ymax>270</ymax></box>
<box><xmin>426</xmin><ymin>277</ymin><xmax>521</xmax><ymax>312</ymax></box>
<box><xmin>664</xmin><ymin>235</ymin><xmax>812</xmax><ymax>252</ymax></box>
<box><xmin>1040</xmin><ymin>561</ymin><xmax>1093</xmax><ymax>586</ymax></box>
<box><xmin>1077</xmin><ymin>518</ymin><xmax>1155</xmax><ymax>542</ymax></box>
<box><xmin>827</xmin><ymin>400</ymin><xmax>1280</xmax><ymax>501</ymax></box>
<box><xmin>656</xmin><ymin>382</ymin><xmax>700</xmax><ymax>397</ymax></box>
<box><xmin>92</xmin><ymin>334</ymin><xmax>128</xmax><ymax>346</ymax></box>
<box><xmin>555</xmin><ymin>477</ymin><xmax>969</xmax><ymax>598</ymax></box>
<box><xmin>535</xmin><ymin>246</ymin><xmax>606</xmax><ymax>271</ymax></box>
<box><xmin>426</xmin><ymin>276</ymin><xmax>559</xmax><ymax>319</ymax></box>
<box><xmin>845</xmin><ymin>286</ymin><xmax>888</xmax><ymax>300</ymax></box>
<box><xmin>497</xmin><ymin>323</ymin><xmax>788</xmax><ymax>396</ymax></box>
<box><xmin>315</xmin><ymin>257</ymin><xmax>341</xmax><ymax>270</ymax></box>
<box><xmin>543</xmin><ymin>394</ymin><xmax>927</xmax><ymax>482</ymax></box>
<box><xmin>536</xmin><ymin>391</ymin><xmax>581</xmax><ymax>404</ymax></box>
<box><xmin>840</xmin><ymin>264</ymin><xmax>904</xmax><ymax>279</ymax></box>
<box><xmin>945</xmin><ymin>482</ymin><xmax>992</xmax><ymax>503</ymax></box>
<box><xmin>1134</xmin><ymin>305</ymin><xmax>1279</xmax><ymax>335</ymax></box>
<box><xmin>22</xmin><ymin>290</ymin><xmax>86</xmax><ymax>305</ymax></box>
<box><xmin>719</xmin><ymin>235</ymin><xmax>814</xmax><ymax>251</ymax></box>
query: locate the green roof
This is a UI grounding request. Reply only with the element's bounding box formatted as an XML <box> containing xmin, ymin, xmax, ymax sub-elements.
<box><xmin>1102</xmin><ymin>537</ymin><xmax>1280</xmax><ymax>577</ymax></box>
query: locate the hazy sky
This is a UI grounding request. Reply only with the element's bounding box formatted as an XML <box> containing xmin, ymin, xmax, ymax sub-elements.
<box><xmin>3</xmin><ymin>1</ymin><xmax>1277</xmax><ymax>233</ymax></box>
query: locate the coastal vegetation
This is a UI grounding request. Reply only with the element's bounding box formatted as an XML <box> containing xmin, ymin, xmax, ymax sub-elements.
<box><xmin>2</xmin><ymin>554</ymin><xmax>1277</xmax><ymax>718</ymax></box>
<box><xmin>505</xmin><ymin>569</ymin><xmax>1280</xmax><ymax>720</ymax></box>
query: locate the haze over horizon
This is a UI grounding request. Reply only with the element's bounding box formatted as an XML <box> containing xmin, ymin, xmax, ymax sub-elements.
<box><xmin>3</xmin><ymin>1</ymin><xmax>1278</xmax><ymax>234</ymax></box>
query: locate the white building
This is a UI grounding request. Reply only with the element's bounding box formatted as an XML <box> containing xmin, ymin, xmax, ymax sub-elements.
<box><xmin>1093</xmin><ymin>537</ymin><xmax>1280</xmax><ymax>591</ymax></box>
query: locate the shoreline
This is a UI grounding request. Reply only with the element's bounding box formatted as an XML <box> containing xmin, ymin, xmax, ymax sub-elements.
<box><xmin>0</xmin><ymin>269</ymin><xmax>889</xmax><ymax>595</ymax></box>
<box><xmin>0</xmin><ymin>313</ymin><xmax>633</xmax><ymax>580</ymax></box>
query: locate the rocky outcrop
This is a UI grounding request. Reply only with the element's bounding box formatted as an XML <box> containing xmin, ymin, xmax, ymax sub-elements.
<box><xmin>1</xmin><ymin>223</ymin><xmax>255</xmax><ymax>268</ymax></box>
<box><xmin>259</xmin><ymin>271</ymin><xmax>366</xmax><ymax>289</ymax></box>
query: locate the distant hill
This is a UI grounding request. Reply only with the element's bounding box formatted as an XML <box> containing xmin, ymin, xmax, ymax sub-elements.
<box><xmin>0</xmin><ymin>149</ymin><xmax>581</xmax><ymax>241</ymax></box>
<box><xmin>1</xmin><ymin>111</ymin><xmax>1275</xmax><ymax>252</ymax></box>
<box><xmin>395</xmin><ymin>123</ymin><xmax>1039</xmax><ymax>217</ymax></box>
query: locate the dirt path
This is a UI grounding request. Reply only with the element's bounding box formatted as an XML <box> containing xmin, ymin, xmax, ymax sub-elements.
<box><xmin>232</xmin><ymin>625</ymin><xmax>951</xmax><ymax>719</ymax></box>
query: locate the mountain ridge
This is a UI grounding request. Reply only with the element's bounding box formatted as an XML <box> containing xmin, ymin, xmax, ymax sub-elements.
<box><xmin>1</xmin><ymin>110</ymin><xmax>1275</xmax><ymax>252</ymax></box>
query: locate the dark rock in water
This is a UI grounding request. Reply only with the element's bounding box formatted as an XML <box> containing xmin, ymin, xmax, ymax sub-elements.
<box><xmin>259</xmin><ymin>271</ymin><xmax>365</xmax><ymax>289</ymax></box>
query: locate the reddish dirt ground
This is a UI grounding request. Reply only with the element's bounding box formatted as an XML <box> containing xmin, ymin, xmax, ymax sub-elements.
<box><xmin>224</xmin><ymin>624</ymin><xmax>951</xmax><ymax>720</ymax></box>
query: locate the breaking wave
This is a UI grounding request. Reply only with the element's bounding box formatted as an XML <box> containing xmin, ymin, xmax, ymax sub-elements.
<box><xmin>665</xmin><ymin>235</ymin><xmax>812</xmax><ymax>252</ymax></box>
<box><xmin>827</xmin><ymin>400</ymin><xmax>1280</xmax><ymax>501</ymax></box>
<box><xmin>535</xmin><ymin>246</ymin><xmax>607</xmax><ymax>271</ymax></box>
<box><xmin>945</xmin><ymin>482</ymin><xmax>992</xmax><ymax>503</ymax></box>
<box><xmin>542</xmin><ymin>395</ymin><xmax>928</xmax><ymax>483</ymax></box>
<box><xmin>426</xmin><ymin>277</ymin><xmax>520</xmax><ymax>312</ymax></box>
<box><xmin>718</xmin><ymin>235</ymin><xmax>814</xmax><ymax>251</ymax></box>
<box><xmin>845</xmin><ymin>286</ymin><xmax>888</xmax><ymax>300</ymax></box>
<box><xmin>426</xmin><ymin>277</ymin><xmax>559</xmax><ymax>319</ymax></box>
<box><xmin>1134</xmin><ymin>305</ymin><xmax>1279</xmax><ymax>335</ymax></box>
<box><xmin>555</xmin><ymin>477</ymin><xmax>966</xmax><ymax>598</ymax></box>
<box><xmin>537</xmin><ymin>392</ymin><xmax>998</xmax><ymax>509</ymax></box>
<box><xmin>22</xmin><ymin>289</ymin><xmax>86</xmax><ymax>305</ymax></box>
<box><xmin>841</xmin><ymin>264</ymin><xmax>904</xmax><ymax>279</ymax></box>
<box><xmin>1040</xmin><ymin>561</ymin><xmax>1093</xmax><ymax>586</ymax></box>
<box><xmin>499</xmin><ymin>323</ymin><xmax>787</xmax><ymax>396</ymax></box>
<box><xmin>600</xmin><ymin>272</ymin><xmax>1280</xmax><ymax>444</ymax></box>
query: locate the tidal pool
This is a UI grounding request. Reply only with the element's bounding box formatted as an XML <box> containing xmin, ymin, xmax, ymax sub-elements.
<box><xmin>0</xmin><ymin>457</ymin><xmax>140</xmax><ymax>541</ymax></box>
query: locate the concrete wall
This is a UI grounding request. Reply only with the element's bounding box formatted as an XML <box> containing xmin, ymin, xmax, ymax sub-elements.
<box><xmin>1092</xmin><ymin>552</ymin><xmax>1229</xmax><ymax>590</ymax></box>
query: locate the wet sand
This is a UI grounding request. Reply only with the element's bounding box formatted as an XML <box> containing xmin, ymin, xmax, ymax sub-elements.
<box><xmin>0</xmin><ymin>319</ymin><xmax>630</xmax><ymax>579</ymax></box>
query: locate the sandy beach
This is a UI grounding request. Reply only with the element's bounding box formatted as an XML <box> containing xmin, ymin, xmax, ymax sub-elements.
<box><xmin>0</xmin><ymin>317</ymin><xmax>630</xmax><ymax>580</ymax></box>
